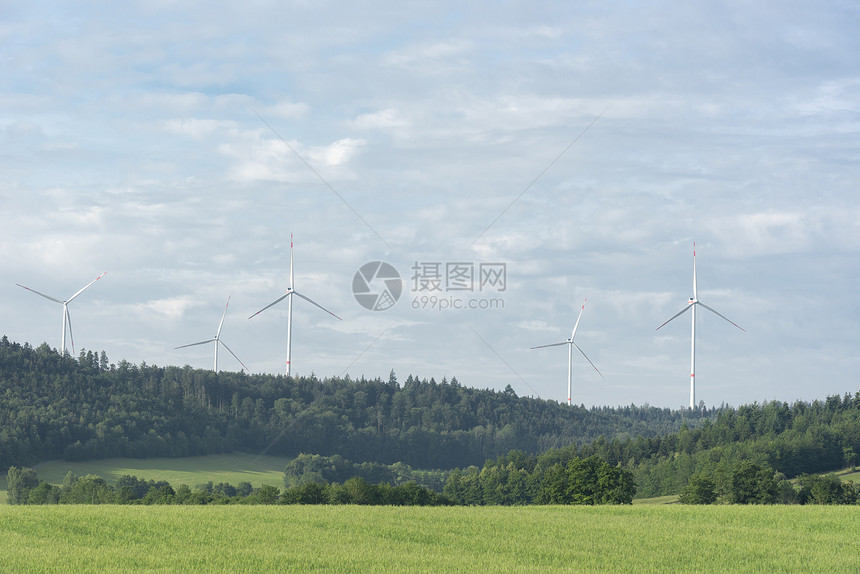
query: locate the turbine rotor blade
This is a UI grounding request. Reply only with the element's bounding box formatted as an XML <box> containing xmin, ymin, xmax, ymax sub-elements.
<box><xmin>570</xmin><ymin>298</ymin><xmax>587</xmax><ymax>340</ymax></box>
<box><xmin>697</xmin><ymin>301</ymin><xmax>746</xmax><ymax>332</ymax></box>
<box><xmin>16</xmin><ymin>284</ymin><xmax>62</xmax><ymax>304</ymax></box>
<box><xmin>292</xmin><ymin>290</ymin><xmax>342</xmax><ymax>320</ymax></box>
<box><xmin>216</xmin><ymin>296</ymin><xmax>231</xmax><ymax>338</ymax></box>
<box><xmin>530</xmin><ymin>341</ymin><xmax>569</xmax><ymax>350</ymax></box>
<box><xmin>572</xmin><ymin>342</ymin><xmax>603</xmax><ymax>378</ymax></box>
<box><xmin>67</xmin><ymin>271</ymin><xmax>108</xmax><ymax>303</ymax></box>
<box><xmin>248</xmin><ymin>292</ymin><xmax>292</xmax><ymax>319</ymax></box>
<box><xmin>219</xmin><ymin>340</ymin><xmax>249</xmax><ymax>371</ymax></box>
<box><xmin>175</xmin><ymin>339</ymin><xmax>216</xmax><ymax>349</ymax></box>
<box><xmin>692</xmin><ymin>243</ymin><xmax>698</xmax><ymax>301</ymax></box>
<box><xmin>656</xmin><ymin>304</ymin><xmax>693</xmax><ymax>330</ymax></box>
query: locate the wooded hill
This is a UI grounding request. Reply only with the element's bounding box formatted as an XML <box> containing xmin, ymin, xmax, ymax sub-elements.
<box><xmin>2</xmin><ymin>336</ymin><xmax>858</xmax><ymax>500</ymax></box>
<box><xmin>0</xmin><ymin>337</ymin><xmax>690</xmax><ymax>472</ymax></box>
<box><xmin>469</xmin><ymin>393</ymin><xmax>860</xmax><ymax>499</ymax></box>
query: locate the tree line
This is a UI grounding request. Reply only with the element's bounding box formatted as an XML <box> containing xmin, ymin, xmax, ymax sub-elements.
<box><xmin>0</xmin><ymin>337</ymin><xmax>694</xmax><ymax>472</ymax></box>
<box><xmin>442</xmin><ymin>448</ymin><xmax>858</xmax><ymax>506</ymax></box>
<box><xmin>8</xmin><ymin>457</ymin><xmax>638</xmax><ymax>507</ymax></box>
<box><xmin>678</xmin><ymin>462</ymin><xmax>858</xmax><ymax>505</ymax></box>
<box><xmin>283</xmin><ymin>453</ymin><xmax>448</xmax><ymax>492</ymax></box>
<box><xmin>542</xmin><ymin>396</ymin><xmax>860</xmax><ymax>498</ymax></box>
<box><xmin>443</xmin><ymin>453</ymin><xmax>636</xmax><ymax>505</ymax></box>
<box><xmin>283</xmin><ymin>452</ymin><xmax>637</xmax><ymax>505</ymax></box>
<box><xmin>4</xmin><ymin>336</ymin><xmax>860</xmax><ymax>501</ymax></box>
<box><xmin>6</xmin><ymin>466</ymin><xmax>451</xmax><ymax>506</ymax></box>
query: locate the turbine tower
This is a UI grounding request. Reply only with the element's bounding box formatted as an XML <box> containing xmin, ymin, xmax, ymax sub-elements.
<box><xmin>531</xmin><ymin>298</ymin><xmax>602</xmax><ymax>405</ymax></box>
<box><xmin>249</xmin><ymin>234</ymin><xmax>341</xmax><ymax>376</ymax></box>
<box><xmin>175</xmin><ymin>296</ymin><xmax>248</xmax><ymax>372</ymax></box>
<box><xmin>16</xmin><ymin>272</ymin><xmax>107</xmax><ymax>355</ymax></box>
<box><xmin>657</xmin><ymin>243</ymin><xmax>745</xmax><ymax>409</ymax></box>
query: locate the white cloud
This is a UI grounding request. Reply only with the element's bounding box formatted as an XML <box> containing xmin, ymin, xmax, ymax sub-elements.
<box><xmin>307</xmin><ymin>138</ymin><xmax>365</xmax><ymax>166</ymax></box>
<box><xmin>269</xmin><ymin>100</ymin><xmax>310</xmax><ymax>119</ymax></box>
<box><xmin>352</xmin><ymin>108</ymin><xmax>410</xmax><ymax>131</ymax></box>
<box><xmin>1</xmin><ymin>0</ymin><xmax>858</xmax><ymax>406</ymax></box>
<box><xmin>383</xmin><ymin>39</ymin><xmax>472</xmax><ymax>67</ymax></box>
<box><xmin>707</xmin><ymin>211</ymin><xmax>823</xmax><ymax>256</ymax></box>
<box><xmin>127</xmin><ymin>296</ymin><xmax>198</xmax><ymax>323</ymax></box>
<box><xmin>163</xmin><ymin>117</ymin><xmax>236</xmax><ymax>138</ymax></box>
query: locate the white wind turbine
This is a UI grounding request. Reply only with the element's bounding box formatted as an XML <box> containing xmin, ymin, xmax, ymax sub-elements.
<box><xmin>531</xmin><ymin>298</ymin><xmax>602</xmax><ymax>406</ymax></box>
<box><xmin>656</xmin><ymin>243</ymin><xmax>745</xmax><ymax>409</ymax></box>
<box><xmin>16</xmin><ymin>272</ymin><xmax>107</xmax><ymax>356</ymax></box>
<box><xmin>249</xmin><ymin>234</ymin><xmax>341</xmax><ymax>376</ymax></box>
<box><xmin>175</xmin><ymin>296</ymin><xmax>248</xmax><ymax>372</ymax></box>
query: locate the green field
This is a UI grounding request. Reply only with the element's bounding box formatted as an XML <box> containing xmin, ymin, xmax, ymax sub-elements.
<box><xmin>2</xmin><ymin>505</ymin><xmax>858</xmax><ymax>572</ymax></box>
<box><xmin>1</xmin><ymin>453</ymin><xmax>290</xmax><ymax>504</ymax></box>
<box><xmin>835</xmin><ymin>469</ymin><xmax>860</xmax><ymax>483</ymax></box>
<box><xmin>33</xmin><ymin>453</ymin><xmax>291</xmax><ymax>488</ymax></box>
<box><xmin>632</xmin><ymin>494</ymin><xmax>679</xmax><ymax>505</ymax></box>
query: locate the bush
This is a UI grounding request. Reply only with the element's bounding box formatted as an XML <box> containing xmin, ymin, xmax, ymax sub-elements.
<box><xmin>6</xmin><ymin>466</ymin><xmax>39</xmax><ymax>505</ymax></box>
<box><xmin>679</xmin><ymin>473</ymin><xmax>718</xmax><ymax>505</ymax></box>
<box><xmin>730</xmin><ymin>462</ymin><xmax>778</xmax><ymax>504</ymax></box>
<box><xmin>28</xmin><ymin>482</ymin><xmax>61</xmax><ymax>504</ymax></box>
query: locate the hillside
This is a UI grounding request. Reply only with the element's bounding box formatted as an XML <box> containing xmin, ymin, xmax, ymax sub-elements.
<box><xmin>4</xmin><ymin>336</ymin><xmax>860</xmax><ymax>502</ymax></box>
<box><xmin>470</xmin><ymin>394</ymin><xmax>860</xmax><ymax>499</ymax></box>
<box><xmin>0</xmin><ymin>337</ymin><xmax>693</xmax><ymax>472</ymax></box>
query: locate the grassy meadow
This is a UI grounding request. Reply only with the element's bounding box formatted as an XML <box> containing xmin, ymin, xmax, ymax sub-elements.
<box><xmin>836</xmin><ymin>468</ymin><xmax>860</xmax><ymax>483</ymax></box>
<box><xmin>0</xmin><ymin>453</ymin><xmax>290</xmax><ymax>505</ymax></box>
<box><xmin>33</xmin><ymin>453</ymin><xmax>291</xmax><ymax>488</ymax></box>
<box><xmin>2</xmin><ymin>505</ymin><xmax>859</xmax><ymax>572</ymax></box>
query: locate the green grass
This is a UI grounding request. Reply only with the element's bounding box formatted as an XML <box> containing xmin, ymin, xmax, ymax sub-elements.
<box><xmin>32</xmin><ymin>453</ymin><xmax>291</xmax><ymax>489</ymax></box>
<box><xmin>1</xmin><ymin>505</ymin><xmax>859</xmax><ymax>572</ymax></box>
<box><xmin>632</xmin><ymin>494</ymin><xmax>679</xmax><ymax>504</ymax></box>
<box><xmin>835</xmin><ymin>468</ymin><xmax>860</xmax><ymax>483</ymax></box>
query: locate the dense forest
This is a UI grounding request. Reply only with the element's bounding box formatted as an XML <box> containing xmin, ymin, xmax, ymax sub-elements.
<box><xmin>0</xmin><ymin>337</ymin><xmax>692</xmax><ymax>472</ymax></box>
<box><xmin>2</xmin><ymin>337</ymin><xmax>860</xmax><ymax>501</ymax></box>
<box><xmin>425</xmin><ymin>389</ymin><xmax>860</xmax><ymax>504</ymax></box>
<box><xmin>460</xmin><ymin>395</ymin><xmax>860</xmax><ymax>499</ymax></box>
<box><xmin>612</xmin><ymin>395</ymin><xmax>860</xmax><ymax>497</ymax></box>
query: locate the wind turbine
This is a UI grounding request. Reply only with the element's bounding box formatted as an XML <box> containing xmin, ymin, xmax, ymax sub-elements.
<box><xmin>16</xmin><ymin>272</ymin><xmax>107</xmax><ymax>356</ymax></box>
<box><xmin>249</xmin><ymin>234</ymin><xmax>341</xmax><ymax>376</ymax></box>
<box><xmin>531</xmin><ymin>298</ymin><xmax>602</xmax><ymax>406</ymax></box>
<box><xmin>656</xmin><ymin>243</ymin><xmax>745</xmax><ymax>409</ymax></box>
<box><xmin>175</xmin><ymin>296</ymin><xmax>248</xmax><ymax>372</ymax></box>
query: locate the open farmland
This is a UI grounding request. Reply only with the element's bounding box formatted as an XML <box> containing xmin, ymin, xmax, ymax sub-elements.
<box><xmin>0</xmin><ymin>454</ymin><xmax>290</xmax><ymax>505</ymax></box>
<box><xmin>32</xmin><ymin>453</ymin><xmax>291</xmax><ymax>489</ymax></box>
<box><xmin>2</xmin><ymin>505</ymin><xmax>859</xmax><ymax>572</ymax></box>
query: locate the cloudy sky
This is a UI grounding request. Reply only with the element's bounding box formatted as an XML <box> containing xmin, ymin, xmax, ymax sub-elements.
<box><xmin>2</xmin><ymin>1</ymin><xmax>858</xmax><ymax>409</ymax></box>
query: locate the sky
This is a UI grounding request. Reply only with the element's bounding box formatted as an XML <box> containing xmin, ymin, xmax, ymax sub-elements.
<box><xmin>2</xmin><ymin>1</ymin><xmax>859</xmax><ymax>409</ymax></box>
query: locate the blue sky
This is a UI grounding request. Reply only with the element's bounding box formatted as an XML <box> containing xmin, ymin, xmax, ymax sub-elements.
<box><xmin>2</xmin><ymin>1</ymin><xmax>858</xmax><ymax>408</ymax></box>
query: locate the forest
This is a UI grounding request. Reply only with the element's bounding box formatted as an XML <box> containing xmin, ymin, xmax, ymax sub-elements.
<box><xmin>2</xmin><ymin>336</ymin><xmax>860</xmax><ymax>503</ymax></box>
<box><xmin>0</xmin><ymin>337</ymin><xmax>692</xmax><ymax>472</ymax></box>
